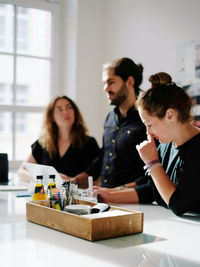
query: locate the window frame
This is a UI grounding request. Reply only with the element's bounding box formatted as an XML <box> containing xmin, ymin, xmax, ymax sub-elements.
<box><xmin>0</xmin><ymin>0</ymin><xmax>61</xmax><ymax>170</ymax></box>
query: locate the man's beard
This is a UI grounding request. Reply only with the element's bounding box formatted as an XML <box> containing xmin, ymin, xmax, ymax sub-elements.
<box><xmin>109</xmin><ymin>83</ymin><xmax>128</xmax><ymax>106</ymax></box>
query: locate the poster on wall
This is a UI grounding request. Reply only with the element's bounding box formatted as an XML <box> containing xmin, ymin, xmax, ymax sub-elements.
<box><xmin>176</xmin><ymin>40</ymin><xmax>200</xmax><ymax>126</ymax></box>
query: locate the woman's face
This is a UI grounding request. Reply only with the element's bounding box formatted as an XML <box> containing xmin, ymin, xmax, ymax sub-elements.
<box><xmin>138</xmin><ymin>107</ymin><xmax>174</xmax><ymax>144</ymax></box>
<box><xmin>53</xmin><ymin>98</ymin><xmax>75</xmax><ymax>129</ymax></box>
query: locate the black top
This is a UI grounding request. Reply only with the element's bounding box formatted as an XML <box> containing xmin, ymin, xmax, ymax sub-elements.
<box><xmin>135</xmin><ymin>133</ymin><xmax>200</xmax><ymax>216</ymax></box>
<box><xmin>31</xmin><ymin>136</ymin><xmax>100</xmax><ymax>177</ymax></box>
<box><xmin>86</xmin><ymin>107</ymin><xmax>147</xmax><ymax>187</ymax></box>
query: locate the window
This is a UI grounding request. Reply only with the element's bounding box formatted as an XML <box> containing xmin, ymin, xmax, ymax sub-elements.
<box><xmin>0</xmin><ymin>1</ymin><xmax>58</xmax><ymax>169</ymax></box>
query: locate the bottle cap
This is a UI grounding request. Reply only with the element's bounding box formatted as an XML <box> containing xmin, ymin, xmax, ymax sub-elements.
<box><xmin>36</xmin><ymin>175</ymin><xmax>43</xmax><ymax>179</ymax></box>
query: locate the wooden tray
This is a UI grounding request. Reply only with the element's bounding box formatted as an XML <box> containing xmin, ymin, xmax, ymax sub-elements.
<box><xmin>26</xmin><ymin>200</ymin><xmax>143</xmax><ymax>241</ymax></box>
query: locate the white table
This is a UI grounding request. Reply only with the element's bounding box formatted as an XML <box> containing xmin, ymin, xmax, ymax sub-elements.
<box><xmin>1</xmin><ymin>190</ymin><xmax>200</xmax><ymax>267</ymax></box>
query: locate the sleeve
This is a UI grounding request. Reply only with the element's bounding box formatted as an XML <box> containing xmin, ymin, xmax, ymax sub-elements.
<box><xmin>83</xmin><ymin>137</ymin><xmax>102</xmax><ymax>179</ymax></box>
<box><xmin>168</xmin><ymin>147</ymin><xmax>200</xmax><ymax>216</ymax></box>
<box><xmin>85</xmin><ymin>116</ymin><xmax>110</xmax><ymax>180</ymax></box>
<box><xmin>85</xmin><ymin>148</ymin><xmax>103</xmax><ymax>180</ymax></box>
<box><xmin>31</xmin><ymin>140</ymin><xmax>43</xmax><ymax>163</ymax></box>
<box><xmin>85</xmin><ymin>137</ymin><xmax>100</xmax><ymax>162</ymax></box>
<box><xmin>134</xmin><ymin>179</ymin><xmax>155</xmax><ymax>203</ymax></box>
<box><xmin>134</xmin><ymin>175</ymin><xmax>149</xmax><ymax>186</ymax></box>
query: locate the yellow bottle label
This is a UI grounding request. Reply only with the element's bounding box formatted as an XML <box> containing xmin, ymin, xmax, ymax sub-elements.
<box><xmin>47</xmin><ymin>183</ymin><xmax>56</xmax><ymax>190</ymax></box>
<box><xmin>32</xmin><ymin>192</ymin><xmax>46</xmax><ymax>200</ymax></box>
<box><xmin>32</xmin><ymin>184</ymin><xmax>46</xmax><ymax>200</ymax></box>
<box><xmin>54</xmin><ymin>203</ymin><xmax>61</xmax><ymax>210</ymax></box>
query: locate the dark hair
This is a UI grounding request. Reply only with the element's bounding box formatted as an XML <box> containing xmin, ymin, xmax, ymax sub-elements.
<box><xmin>103</xmin><ymin>57</ymin><xmax>143</xmax><ymax>96</ymax></box>
<box><xmin>39</xmin><ymin>96</ymin><xmax>88</xmax><ymax>158</ymax></box>
<box><xmin>136</xmin><ymin>83</ymin><xmax>193</xmax><ymax>123</ymax></box>
<box><xmin>149</xmin><ymin>72</ymin><xmax>172</xmax><ymax>88</ymax></box>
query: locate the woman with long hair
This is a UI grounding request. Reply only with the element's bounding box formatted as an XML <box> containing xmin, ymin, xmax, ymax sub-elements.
<box><xmin>18</xmin><ymin>96</ymin><xmax>100</xmax><ymax>182</ymax></box>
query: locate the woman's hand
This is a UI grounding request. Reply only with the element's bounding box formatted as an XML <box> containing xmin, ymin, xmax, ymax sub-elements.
<box><xmin>136</xmin><ymin>134</ymin><xmax>158</xmax><ymax>164</ymax></box>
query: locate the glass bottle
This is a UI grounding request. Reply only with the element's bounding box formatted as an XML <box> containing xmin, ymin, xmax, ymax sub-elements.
<box><xmin>47</xmin><ymin>174</ymin><xmax>56</xmax><ymax>191</ymax></box>
<box><xmin>32</xmin><ymin>175</ymin><xmax>46</xmax><ymax>200</ymax></box>
<box><xmin>47</xmin><ymin>174</ymin><xmax>57</xmax><ymax>208</ymax></box>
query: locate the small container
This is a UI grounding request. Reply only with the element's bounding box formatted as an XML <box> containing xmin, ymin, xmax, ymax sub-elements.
<box><xmin>80</xmin><ymin>189</ymin><xmax>97</xmax><ymax>203</ymax></box>
<box><xmin>62</xmin><ymin>181</ymin><xmax>78</xmax><ymax>208</ymax></box>
<box><xmin>64</xmin><ymin>204</ymin><xmax>91</xmax><ymax>215</ymax></box>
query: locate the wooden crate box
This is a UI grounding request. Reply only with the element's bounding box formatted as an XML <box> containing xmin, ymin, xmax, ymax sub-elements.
<box><xmin>26</xmin><ymin>200</ymin><xmax>143</xmax><ymax>241</ymax></box>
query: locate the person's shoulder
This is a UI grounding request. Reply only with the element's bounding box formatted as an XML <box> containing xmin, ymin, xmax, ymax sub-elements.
<box><xmin>105</xmin><ymin>109</ymin><xmax>116</xmax><ymax>119</ymax></box>
<box><xmin>182</xmin><ymin>133</ymin><xmax>200</xmax><ymax>159</ymax></box>
<box><xmin>31</xmin><ymin>140</ymin><xmax>43</xmax><ymax>150</ymax></box>
<box><xmin>86</xmin><ymin>135</ymin><xmax>96</xmax><ymax>141</ymax></box>
<box><xmin>85</xmin><ymin>136</ymin><xmax>98</xmax><ymax>144</ymax></box>
<box><xmin>104</xmin><ymin>109</ymin><xmax>117</xmax><ymax>126</ymax></box>
<box><xmin>194</xmin><ymin>132</ymin><xmax>200</xmax><ymax>141</ymax></box>
<box><xmin>31</xmin><ymin>139</ymin><xmax>39</xmax><ymax>147</ymax></box>
<box><xmin>188</xmin><ymin>132</ymin><xmax>200</xmax><ymax>150</ymax></box>
<box><xmin>83</xmin><ymin>136</ymin><xmax>100</xmax><ymax>152</ymax></box>
<box><xmin>31</xmin><ymin>140</ymin><xmax>45</xmax><ymax>158</ymax></box>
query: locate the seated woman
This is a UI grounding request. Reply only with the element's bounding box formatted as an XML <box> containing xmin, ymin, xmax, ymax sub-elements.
<box><xmin>97</xmin><ymin>75</ymin><xmax>200</xmax><ymax>216</ymax></box>
<box><xmin>18</xmin><ymin>96</ymin><xmax>100</xmax><ymax>185</ymax></box>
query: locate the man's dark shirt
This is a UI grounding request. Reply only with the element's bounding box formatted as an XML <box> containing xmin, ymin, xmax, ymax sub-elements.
<box><xmin>86</xmin><ymin>106</ymin><xmax>147</xmax><ymax>187</ymax></box>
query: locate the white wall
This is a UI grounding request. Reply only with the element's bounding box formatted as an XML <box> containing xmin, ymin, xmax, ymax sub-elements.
<box><xmin>60</xmin><ymin>0</ymin><xmax>200</xmax><ymax>144</ymax></box>
<box><xmin>75</xmin><ymin>0</ymin><xmax>107</xmax><ymax>144</ymax></box>
<box><xmin>60</xmin><ymin>0</ymin><xmax>107</xmax><ymax>145</ymax></box>
<box><xmin>103</xmin><ymin>0</ymin><xmax>200</xmax><ymax>88</ymax></box>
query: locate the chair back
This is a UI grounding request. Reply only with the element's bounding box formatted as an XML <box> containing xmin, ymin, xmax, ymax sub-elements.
<box><xmin>0</xmin><ymin>153</ymin><xmax>8</xmax><ymax>183</ymax></box>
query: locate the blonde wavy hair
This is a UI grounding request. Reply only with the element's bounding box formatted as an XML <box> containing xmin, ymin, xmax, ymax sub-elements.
<box><xmin>38</xmin><ymin>96</ymin><xmax>88</xmax><ymax>158</ymax></box>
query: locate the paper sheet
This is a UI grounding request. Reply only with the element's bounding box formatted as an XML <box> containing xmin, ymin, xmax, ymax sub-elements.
<box><xmin>81</xmin><ymin>209</ymin><xmax>133</xmax><ymax>218</ymax></box>
<box><xmin>23</xmin><ymin>162</ymin><xmax>63</xmax><ymax>188</ymax></box>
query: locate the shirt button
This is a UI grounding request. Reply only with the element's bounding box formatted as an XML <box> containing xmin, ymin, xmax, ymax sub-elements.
<box><xmin>127</xmin><ymin>130</ymin><xmax>131</xmax><ymax>134</ymax></box>
<box><xmin>116</xmin><ymin>126</ymin><xmax>119</xmax><ymax>130</ymax></box>
<box><xmin>109</xmin><ymin>152</ymin><xmax>113</xmax><ymax>157</ymax></box>
<box><xmin>106</xmin><ymin>165</ymin><xmax>109</xmax><ymax>169</ymax></box>
<box><xmin>112</xmin><ymin>139</ymin><xmax>115</xmax><ymax>143</ymax></box>
<box><xmin>104</xmin><ymin>179</ymin><xmax>107</xmax><ymax>183</ymax></box>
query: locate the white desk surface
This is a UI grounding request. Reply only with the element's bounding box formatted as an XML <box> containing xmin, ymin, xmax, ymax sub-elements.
<box><xmin>1</xmin><ymin>191</ymin><xmax>200</xmax><ymax>267</ymax></box>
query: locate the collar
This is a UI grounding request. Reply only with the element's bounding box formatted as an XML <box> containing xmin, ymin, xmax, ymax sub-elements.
<box><xmin>114</xmin><ymin>106</ymin><xmax>136</xmax><ymax>118</ymax></box>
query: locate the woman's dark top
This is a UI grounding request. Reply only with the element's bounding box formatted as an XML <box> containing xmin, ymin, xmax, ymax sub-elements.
<box><xmin>31</xmin><ymin>136</ymin><xmax>100</xmax><ymax>177</ymax></box>
<box><xmin>135</xmin><ymin>133</ymin><xmax>200</xmax><ymax>216</ymax></box>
